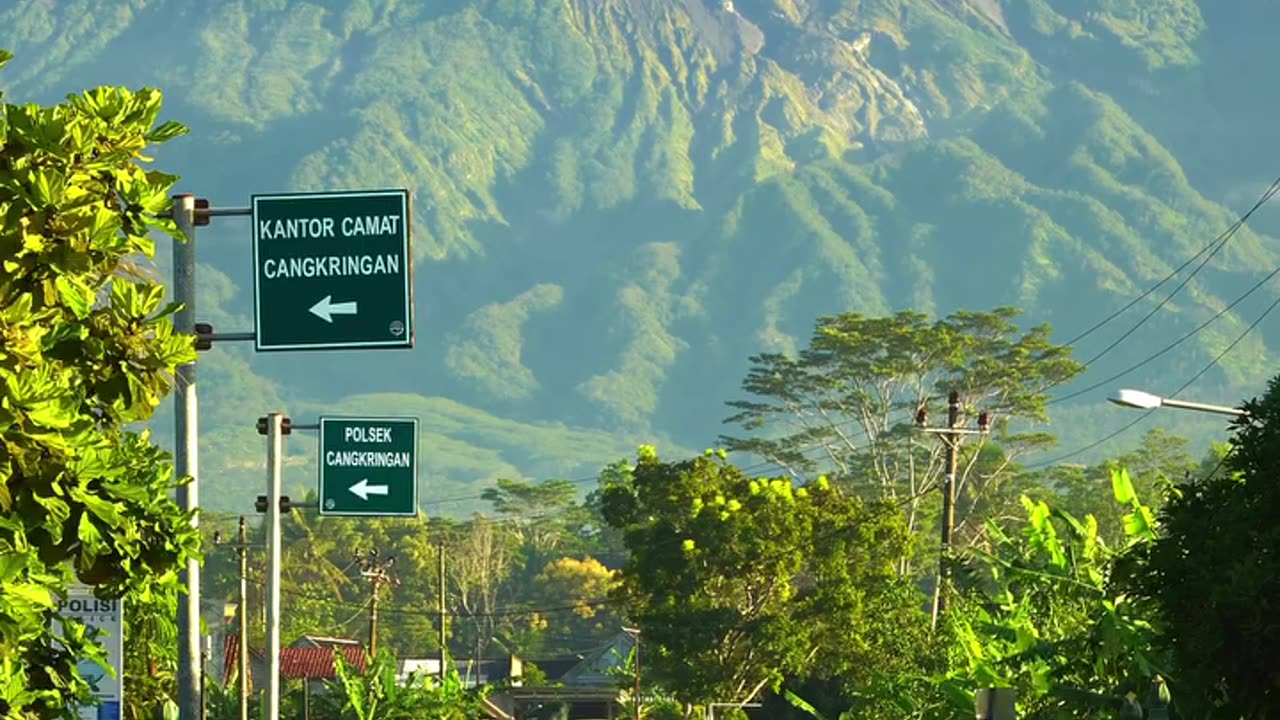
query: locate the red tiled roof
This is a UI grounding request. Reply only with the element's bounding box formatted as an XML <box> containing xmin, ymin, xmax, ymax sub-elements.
<box><xmin>223</xmin><ymin>633</ymin><xmax>243</xmax><ymax>684</ymax></box>
<box><xmin>280</xmin><ymin>646</ymin><xmax>368</xmax><ymax>679</ymax></box>
<box><xmin>223</xmin><ymin>634</ymin><xmax>368</xmax><ymax>681</ymax></box>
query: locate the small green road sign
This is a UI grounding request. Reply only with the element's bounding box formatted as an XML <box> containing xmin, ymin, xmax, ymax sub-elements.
<box><xmin>252</xmin><ymin>189</ymin><xmax>414</xmax><ymax>352</ymax></box>
<box><xmin>318</xmin><ymin>416</ymin><xmax>419</xmax><ymax>517</ymax></box>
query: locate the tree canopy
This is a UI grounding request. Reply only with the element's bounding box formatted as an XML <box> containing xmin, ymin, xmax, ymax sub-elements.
<box><xmin>1121</xmin><ymin>378</ymin><xmax>1278</xmax><ymax>719</ymax></box>
<box><xmin>0</xmin><ymin>49</ymin><xmax>198</xmax><ymax>717</ymax></box>
<box><xmin>599</xmin><ymin>446</ymin><xmax>929</xmax><ymax>707</ymax></box>
<box><xmin>721</xmin><ymin>308</ymin><xmax>1083</xmax><ymax>574</ymax></box>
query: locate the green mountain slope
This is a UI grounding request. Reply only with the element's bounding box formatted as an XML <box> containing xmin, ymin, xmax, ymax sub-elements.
<box><xmin>3</xmin><ymin>0</ymin><xmax>1277</xmax><ymax>512</ymax></box>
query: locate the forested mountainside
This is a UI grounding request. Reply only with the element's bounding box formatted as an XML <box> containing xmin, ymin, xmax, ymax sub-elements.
<box><xmin>3</xmin><ymin>0</ymin><xmax>1277</xmax><ymax>512</ymax></box>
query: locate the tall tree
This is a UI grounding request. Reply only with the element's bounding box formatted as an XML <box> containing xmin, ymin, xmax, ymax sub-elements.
<box><xmin>0</xmin><ymin>51</ymin><xmax>199</xmax><ymax>717</ymax></box>
<box><xmin>447</xmin><ymin>515</ymin><xmax>515</xmax><ymax>661</ymax></box>
<box><xmin>482</xmin><ymin>477</ymin><xmax>585</xmax><ymax>555</ymax></box>
<box><xmin>600</xmin><ymin>446</ymin><xmax>926</xmax><ymax>707</ymax></box>
<box><xmin>721</xmin><ymin>308</ymin><xmax>1082</xmax><ymax>571</ymax></box>
<box><xmin>1121</xmin><ymin>379</ymin><xmax>1278</xmax><ymax>719</ymax></box>
<box><xmin>525</xmin><ymin>555</ymin><xmax>620</xmax><ymax>655</ymax></box>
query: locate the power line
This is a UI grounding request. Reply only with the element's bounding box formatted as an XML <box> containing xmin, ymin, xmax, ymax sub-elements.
<box><xmin>1047</xmin><ymin>263</ymin><xmax>1280</xmax><ymax>406</ymax></box>
<box><xmin>1055</xmin><ymin>176</ymin><xmax>1280</xmax><ymax>354</ymax></box>
<box><xmin>1068</xmin><ymin>180</ymin><xmax>1278</xmax><ymax>369</ymax></box>
<box><xmin>277</xmin><ymin>584</ymin><xmax>617</xmax><ymax>619</ymax></box>
<box><xmin>1026</xmin><ymin>285</ymin><xmax>1280</xmax><ymax>468</ymax></box>
<box><xmin>263</xmin><ymin>477</ymin><xmax>941</xmax><ymax>623</ymax></box>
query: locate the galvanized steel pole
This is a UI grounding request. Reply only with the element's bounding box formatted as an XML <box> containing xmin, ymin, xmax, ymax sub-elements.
<box><xmin>172</xmin><ymin>194</ymin><xmax>202</xmax><ymax>720</ymax></box>
<box><xmin>237</xmin><ymin>516</ymin><xmax>250</xmax><ymax>720</ymax></box>
<box><xmin>265</xmin><ymin>413</ymin><xmax>285</xmax><ymax>720</ymax></box>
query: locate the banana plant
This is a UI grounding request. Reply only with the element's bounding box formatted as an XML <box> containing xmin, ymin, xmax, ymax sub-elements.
<box><xmin>314</xmin><ymin>649</ymin><xmax>490</xmax><ymax>720</ymax></box>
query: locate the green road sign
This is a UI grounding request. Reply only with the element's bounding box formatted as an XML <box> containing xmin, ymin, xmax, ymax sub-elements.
<box><xmin>252</xmin><ymin>189</ymin><xmax>414</xmax><ymax>351</ymax></box>
<box><xmin>318</xmin><ymin>416</ymin><xmax>419</xmax><ymax>517</ymax></box>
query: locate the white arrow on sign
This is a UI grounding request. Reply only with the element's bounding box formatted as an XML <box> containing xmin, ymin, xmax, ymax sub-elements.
<box><xmin>309</xmin><ymin>295</ymin><xmax>359</xmax><ymax>323</ymax></box>
<box><xmin>349</xmin><ymin>478</ymin><xmax>389</xmax><ymax>501</ymax></box>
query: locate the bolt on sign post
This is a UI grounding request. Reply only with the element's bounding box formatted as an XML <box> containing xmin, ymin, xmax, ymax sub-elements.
<box><xmin>252</xmin><ymin>189</ymin><xmax>414</xmax><ymax>352</ymax></box>
<box><xmin>318</xmin><ymin>416</ymin><xmax>420</xmax><ymax>516</ymax></box>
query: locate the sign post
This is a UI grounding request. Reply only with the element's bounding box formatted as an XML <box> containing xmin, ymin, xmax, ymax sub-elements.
<box><xmin>252</xmin><ymin>189</ymin><xmax>414</xmax><ymax>352</ymax></box>
<box><xmin>318</xmin><ymin>416</ymin><xmax>419</xmax><ymax>516</ymax></box>
<box><xmin>60</xmin><ymin>588</ymin><xmax>124</xmax><ymax>720</ymax></box>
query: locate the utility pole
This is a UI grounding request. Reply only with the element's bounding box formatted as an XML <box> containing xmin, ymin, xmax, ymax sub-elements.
<box><xmin>438</xmin><ymin>540</ymin><xmax>447</xmax><ymax>681</ymax></box>
<box><xmin>936</xmin><ymin>389</ymin><xmax>960</xmax><ymax>626</ymax></box>
<box><xmin>916</xmin><ymin>390</ymin><xmax>990</xmax><ymax>630</ymax></box>
<box><xmin>200</xmin><ymin>636</ymin><xmax>212</xmax><ymax>720</ymax></box>
<box><xmin>172</xmin><ymin>193</ymin><xmax>202</xmax><ymax>720</ymax></box>
<box><xmin>214</xmin><ymin>517</ymin><xmax>253</xmax><ymax>720</ymax></box>
<box><xmin>355</xmin><ymin>549</ymin><xmax>397</xmax><ymax>657</ymax></box>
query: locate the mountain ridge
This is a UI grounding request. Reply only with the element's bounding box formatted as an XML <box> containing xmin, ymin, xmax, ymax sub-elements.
<box><xmin>2</xmin><ymin>0</ymin><xmax>1276</xmax><ymax>512</ymax></box>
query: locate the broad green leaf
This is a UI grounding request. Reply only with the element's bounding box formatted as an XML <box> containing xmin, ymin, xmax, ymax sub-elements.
<box><xmin>54</xmin><ymin>275</ymin><xmax>94</xmax><ymax>318</ymax></box>
<box><xmin>77</xmin><ymin>514</ymin><xmax>104</xmax><ymax>558</ymax></box>
<box><xmin>144</xmin><ymin>120</ymin><xmax>187</xmax><ymax>143</ymax></box>
<box><xmin>3</xmin><ymin>582</ymin><xmax>54</xmax><ymax>609</ymax></box>
<box><xmin>783</xmin><ymin>690</ymin><xmax>828</xmax><ymax>720</ymax></box>
<box><xmin>1111</xmin><ymin>467</ymin><xmax>1136</xmax><ymax>505</ymax></box>
<box><xmin>0</xmin><ymin>553</ymin><xmax>27</xmax><ymax>583</ymax></box>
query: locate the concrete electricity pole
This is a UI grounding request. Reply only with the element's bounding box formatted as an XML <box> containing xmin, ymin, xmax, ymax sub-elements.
<box><xmin>438</xmin><ymin>540</ymin><xmax>447</xmax><ymax>681</ymax></box>
<box><xmin>213</xmin><ymin>517</ymin><xmax>253</xmax><ymax>720</ymax></box>
<box><xmin>355</xmin><ymin>549</ymin><xmax>397</xmax><ymax>656</ymax></box>
<box><xmin>168</xmin><ymin>192</ymin><xmax>255</xmax><ymax>719</ymax></box>
<box><xmin>916</xmin><ymin>390</ymin><xmax>990</xmax><ymax>629</ymax></box>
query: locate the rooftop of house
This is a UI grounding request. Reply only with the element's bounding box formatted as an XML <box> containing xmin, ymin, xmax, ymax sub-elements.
<box><xmin>223</xmin><ymin>635</ymin><xmax>369</xmax><ymax>681</ymax></box>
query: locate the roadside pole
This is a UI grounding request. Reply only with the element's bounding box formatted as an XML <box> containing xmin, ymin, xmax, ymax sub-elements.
<box><xmin>171</xmin><ymin>194</ymin><xmax>202</xmax><ymax>720</ymax></box>
<box><xmin>915</xmin><ymin>391</ymin><xmax>991</xmax><ymax>631</ymax></box>
<box><xmin>237</xmin><ymin>517</ymin><xmax>250</xmax><ymax>720</ymax></box>
<box><xmin>438</xmin><ymin>540</ymin><xmax>447</xmax><ymax>681</ymax></box>
<box><xmin>935</xmin><ymin>390</ymin><xmax>960</xmax><ymax>626</ymax></box>
<box><xmin>167</xmin><ymin>188</ymin><xmax>414</xmax><ymax>720</ymax></box>
<box><xmin>264</xmin><ymin>413</ymin><xmax>285</xmax><ymax>720</ymax></box>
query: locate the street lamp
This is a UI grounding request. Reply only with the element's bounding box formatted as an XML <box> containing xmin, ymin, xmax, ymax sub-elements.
<box><xmin>1108</xmin><ymin>388</ymin><xmax>1248</xmax><ymax>418</ymax></box>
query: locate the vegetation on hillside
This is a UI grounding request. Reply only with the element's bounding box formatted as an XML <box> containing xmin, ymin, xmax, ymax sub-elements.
<box><xmin>1</xmin><ymin>1</ymin><xmax>1274</xmax><ymax>511</ymax></box>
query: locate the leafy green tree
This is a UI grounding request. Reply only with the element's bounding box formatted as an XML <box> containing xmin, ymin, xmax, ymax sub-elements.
<box><xmin>0</xmin><ymin>50</ymin><xmax>199</xmax><ymax>717</ymax></box>
<box><xmin>784</xmin><ymin>469</ymin><xmax>1167</xmax><ymax>720</ymax></box>
<box><xmin>582</xmin><ymin>460</ymin><xmax>633</xmax><ymax>560</ymax></box>
<box><xmin>600</xmin><ymin>446</ymin><xmax>927</xmax><ymax>707</ymax></box>
<box><xmin>482</xmin><ymin>477</ymin><xmax>589</xmax><ymax>556</ymax></box>
<box><xmin>1120</xmin><ymin>378</ymin><xmax>1280</xmax><ymax>719</ymax></box>
<box><xmin>523</xmin><ymin>555</ymin><xmax>620</xmax><ymax>655</ymax></box>
<box><xmin>121</xmin><ymin>585</ymin><xmax>179</xmax><ymax>720</ymax></box>
<box><xmin>721</xmin><ymin>308</ymin><xmax>1083</xmax><ymax>573</ymax></box>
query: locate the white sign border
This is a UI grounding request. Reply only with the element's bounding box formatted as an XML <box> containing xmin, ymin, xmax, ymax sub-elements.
<box><xmin>317</xmin><ymin>415</ymin><xmax>421</xmax><ymax>517</ymax></box>
<box><xmin>250</xmin><ymin>189</ymin><xmax>414</xmax><ymax>352</ymax></box>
